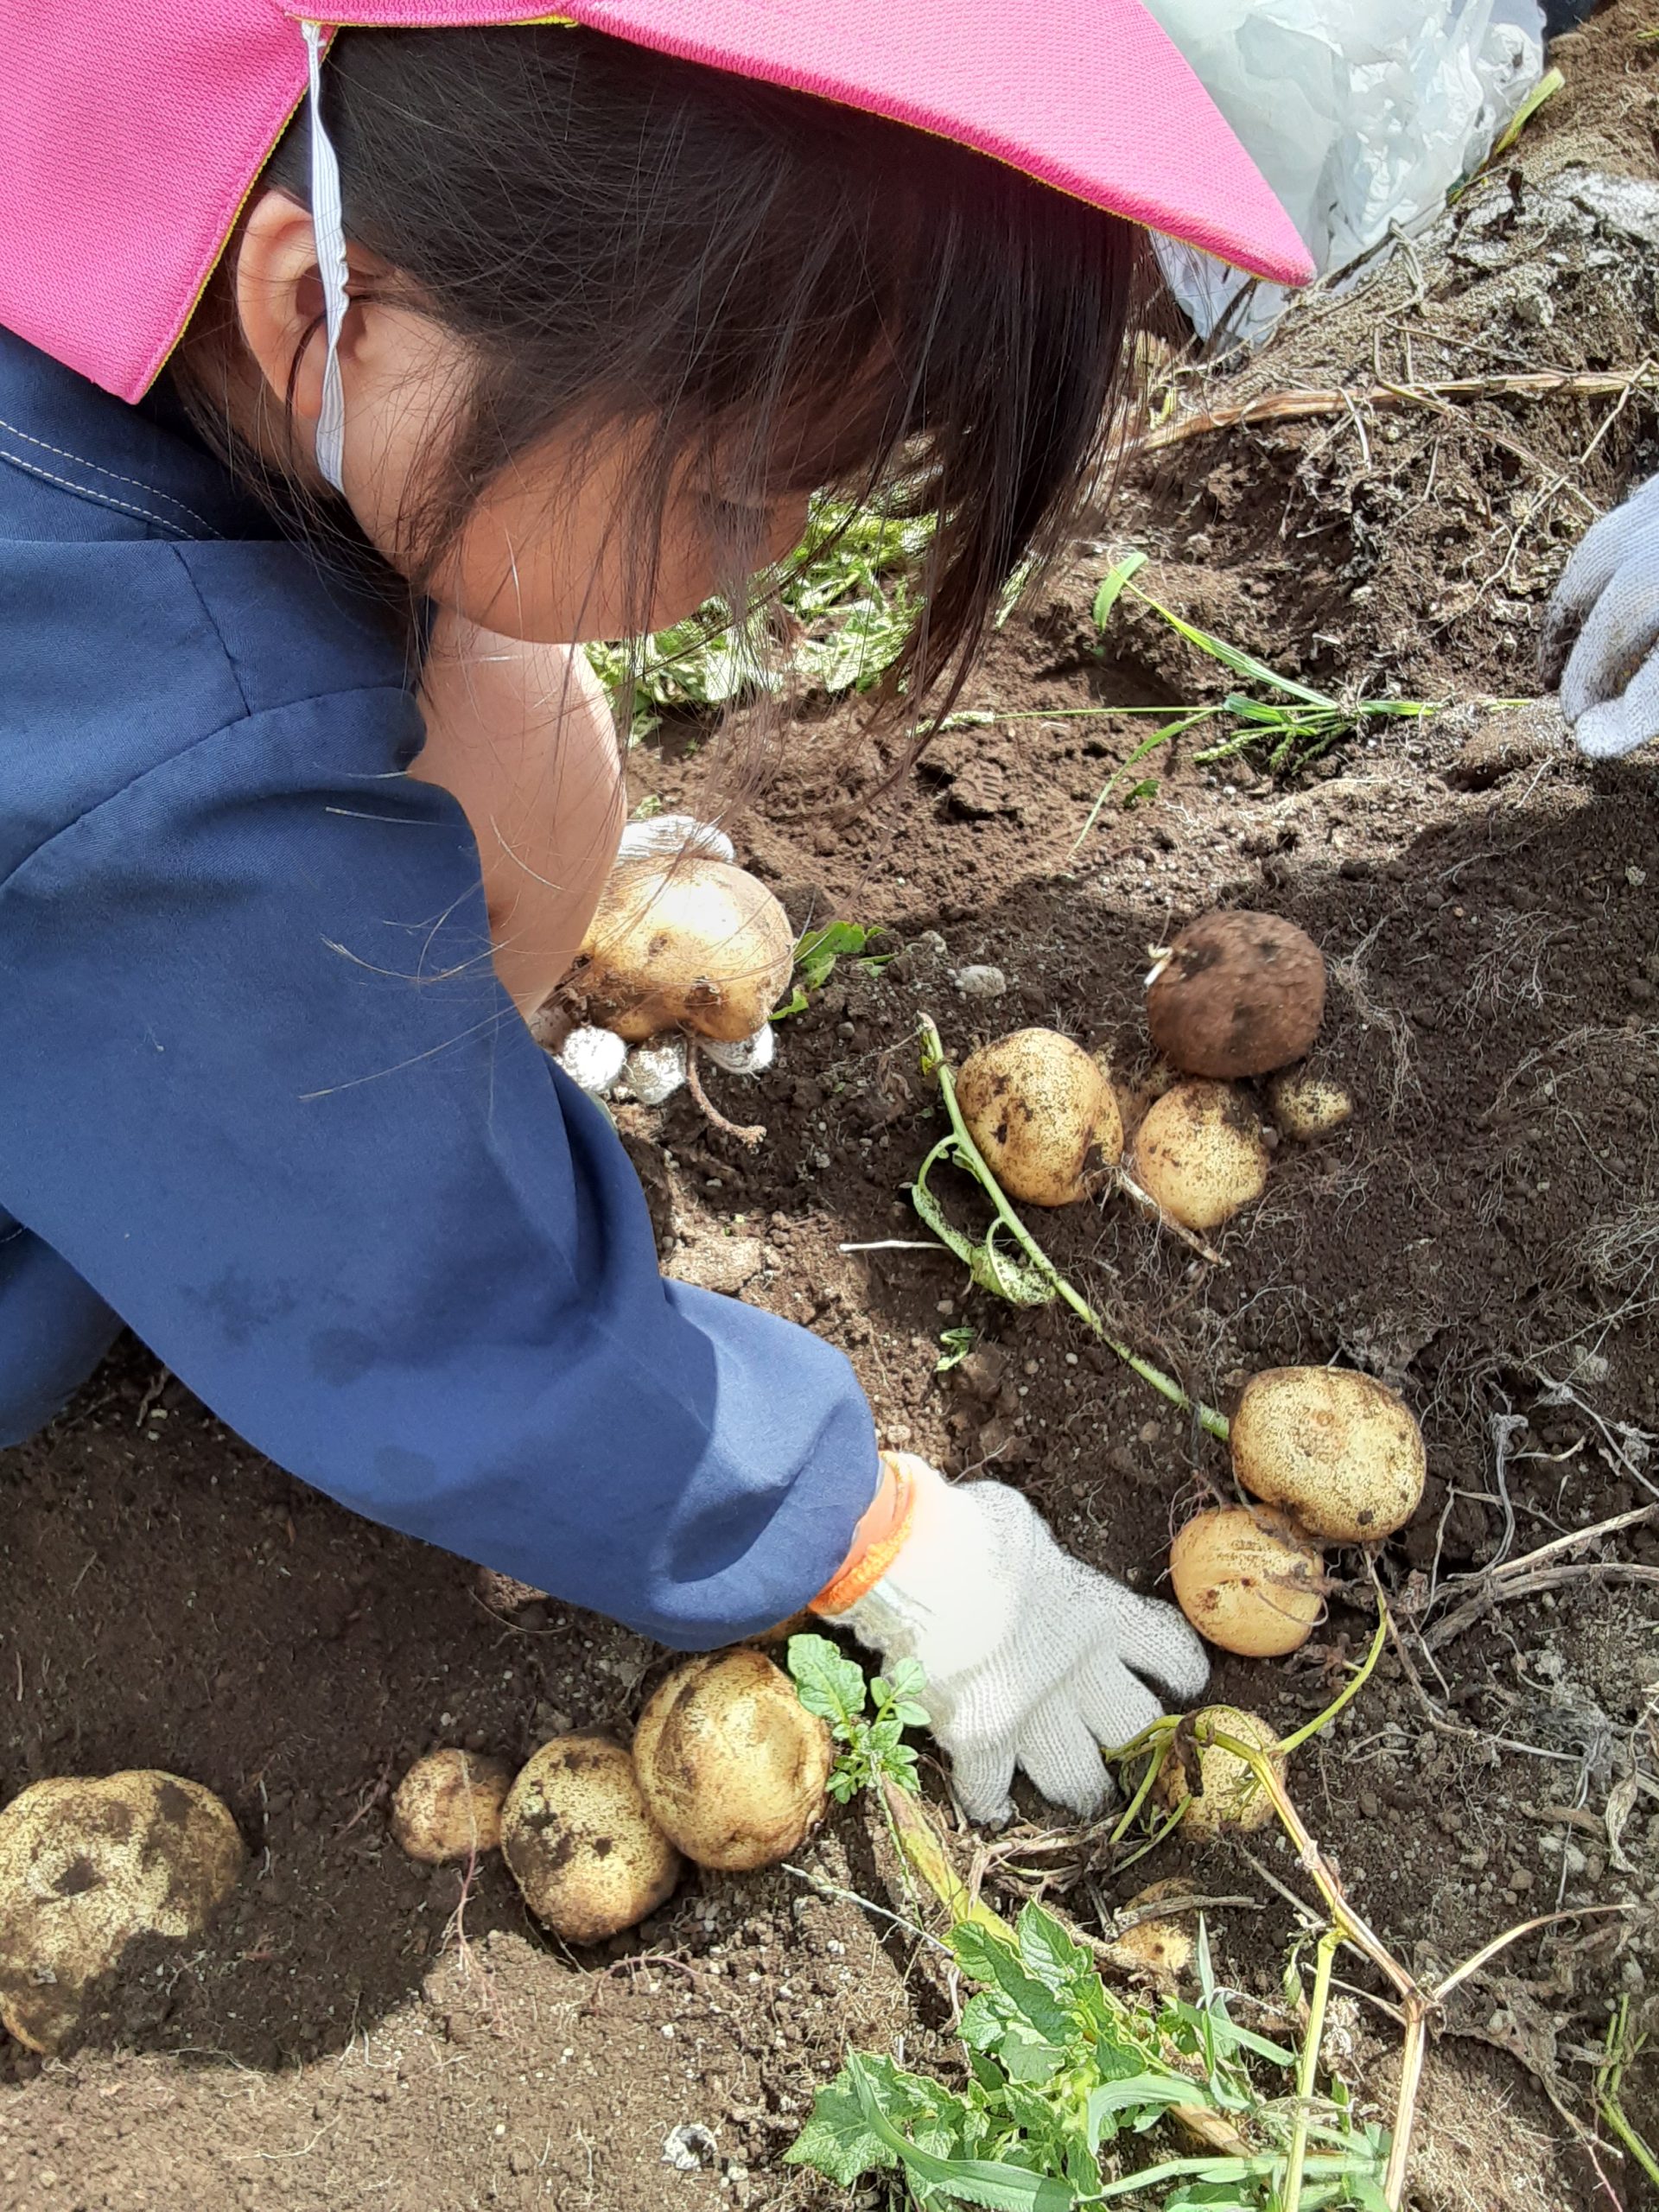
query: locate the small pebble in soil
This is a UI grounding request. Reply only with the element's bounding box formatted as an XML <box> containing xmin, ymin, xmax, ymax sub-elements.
<box><xmin>951</xmin><ymin>964</ymin><xmax>1007</xmax><ymax>998</ymax></box>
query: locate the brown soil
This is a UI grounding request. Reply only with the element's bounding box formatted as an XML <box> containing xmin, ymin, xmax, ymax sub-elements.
<box><xmin>4</xmin><ymin>7</ymin><xmax>1658</xmax><ymax>2208</ymax></box>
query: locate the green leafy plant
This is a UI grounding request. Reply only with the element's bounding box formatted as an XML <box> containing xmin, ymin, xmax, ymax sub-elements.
<box><xmin>772</xmin><ymin>918</ymin><xmax>896</xmax><ymax>1021</ymax></box>
<box><xmin>936</xmin><ymin>1325</ymin><xmax>978</xmax><ymax>1374</ymax></box>
<box><xmin>1593</xmin><ymin>1995</ymin><xmax>1659</xmax><ymax>2192</ymax></box>
<box><xmin>787</xmin><ymin>1633</ymin><xmax>930</xmax><ymax>1803</ymax></box>
<box><xmin>585</xmin><ymin>496</ymin><xmax>934</xmax><ymax>739</ymax></box>
<box><xmin>787</xmin><ymin>1897</ymin><xmax>1391</xmax><ymax>2209</ymax></box>
<box><xmin>1074</xmin><ymin>552</ymin><xmax>1440</xmax><ymax>843</ymax></box>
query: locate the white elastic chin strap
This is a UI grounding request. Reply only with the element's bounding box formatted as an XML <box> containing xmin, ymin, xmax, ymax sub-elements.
<box><xmin>302</xmin><ymin>22</ymin><xmax>350</xmax><ymax>493</ymax></box>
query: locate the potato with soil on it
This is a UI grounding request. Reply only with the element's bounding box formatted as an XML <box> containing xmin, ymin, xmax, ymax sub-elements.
<box><xmin>0</xmin><ymin>1770</ymin><xmax>245</xmax><ymax>2053</ymax></box>
<box><xmin>632</xmin><ymin>1649</ymin><xmax>831</xmax><ymax>1871</ymax></box>
<box><xmin>1169</xmin><ymin>1506</ymin><xmax>1325</xmax><ymax>1658</ymax></box>
<box><xmin>1233</xmin><ymin>1367</ymin><xmax>1426</xmax><ymax>1542</ymax></box>
<box><xmin>957</xmin><ymin>1028</ymin><xmax>1123</xmax><ymax>1206</ymax></box>
<box><xmin>1103</xmin><ymin>1878</ymin><xmax>1198</xmax><ymax>1980</ymax></box>
<box><xmin>1154</xmin><ymin>1707</ymin><xmax>1284</xmax><ymax>1840</ymax></box>
<box><xmin>501</xmin><ymin>1734</ymin><xmax>681</xmax><ymax>1944</ymax></box>
<box><xmin>391</xmin><ymin>1750</ymin><xmax>515</xmax><ymax>1865</ymax></box>
<box><xmin>571</xmin><ymin>857</ymin><xmax>793</xmax><ymax>1043</ymax></box>
<box><xmin>1128</xmin><ymin>1079</ymin><xmax>1268</xmax><ymax>1230</ymax></box>
<box><xmin>1265</xmin><ymin>1065</ymin><xmax>1353</xmax><ymax>1142</ymax></box>
<box><xmin>1147</xmin><ymin>912</ymin><xmax>1325</xmax><ymax>1078</ymax></box>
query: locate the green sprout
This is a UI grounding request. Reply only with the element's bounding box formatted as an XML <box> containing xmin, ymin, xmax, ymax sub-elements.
<box><xmin>787</xmin><ymin>1634</ymin><xmax>930</xmax><ymax>1804</ymax></box>
<box><xmin>772</xmin><ymin>919</ymin><xmax>895</xmax><ymax>1021</ymax></box>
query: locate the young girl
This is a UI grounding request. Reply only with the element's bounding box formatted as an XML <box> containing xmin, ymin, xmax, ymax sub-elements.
<box><xmin>0</xmin><ymin>3</ymin><xmax>1313</xmax><ymax>1827</ymax></box>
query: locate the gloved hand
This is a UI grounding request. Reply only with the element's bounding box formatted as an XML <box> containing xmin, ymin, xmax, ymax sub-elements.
<box><xmin>821</xmin><ymin>1455</ymin><xmax>1208</xmax><ymax>1823</ymax></box>
<box><xmin>1541</xmin><ymin>473</ymin><xmax>1659</xmax><ymax>759</ymax></box>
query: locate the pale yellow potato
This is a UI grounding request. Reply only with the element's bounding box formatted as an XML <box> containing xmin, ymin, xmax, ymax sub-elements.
<box><xmin>1155</xmin><ymin>1707</ymin><xmax>1285</xmax><ymax>1840</ymax></box>
<box><xmin>957</xmin><ymin>1028</ymin><xmax>1123</xmax><ymax>1206</ymax></box>
<box><xmin>1265</xmin><ymin>1066</ymin><xmax>1354</xmax><ymax>1142</ymax></box>
<box><xmin>633</xmin><ymin>1650</ymin><xmax>831</xmax><ymax>1872</ymax></box>
<box><xmin>1233</xmin><ymin>1367</ymin><xmax>1427</xmax><ymax>1541</ymax></box>
<box><xmin>1170</xmin><ymin>1506</ymin><xmax>1325</xmax><ymax>1658</ymax></box>
<box><xmin>391</xmin><ymin>1750</ymin><xmax>514</xmax><ymax>1865</ymax></box>
<box><xmin>1103</xmin><ymin>1879</ymin><xmax>1197</xmax><ymax>1979</ymax></box>
<box><xmin>501</xmin><ymin>1735</ymin><xmax>681</xmax><ymax>1943</ymax></box>
<box><xmin>0</xmin><ymin>1770</ymin><xmax>245</xmax><ymax>2052</ymax></box>
<box><xmin>575</xmin><ymin>858</ymin><xmax>792</xmax><ymax>1043</ymax></box>
<box><xmin>1129</xmin><ymin>1080</ymin><xmax>1268</xmax><ymax>1230</ymax></box>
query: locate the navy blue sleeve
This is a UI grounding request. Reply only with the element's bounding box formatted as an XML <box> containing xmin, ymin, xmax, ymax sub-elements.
<box><xmin>0</xmin><ymin>684</ymin><xmax>880</xmax><ymax>1646</ymax></box>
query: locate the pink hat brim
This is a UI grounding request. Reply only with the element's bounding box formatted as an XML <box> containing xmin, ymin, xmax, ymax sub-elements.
<box><xmin>2</xmin><ymin>0</ymin><xmax>1311</xmax><ymax>404</ymax></box>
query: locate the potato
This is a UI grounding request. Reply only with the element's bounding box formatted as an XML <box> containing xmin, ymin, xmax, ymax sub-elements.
<box><xmin>1147</xmin><ymin>912</ymin><xmax>1325</xmax><ymax>1077</ymax></box>
<box><xmin>1103</xmin><ymin>1879</ymin><xmax>1196</xmax><ymax>1980</ymax></box>
<box><xmin>1170</xmin><ymin>1507</ymin><xmax>1325</xmax><ymax>1658</ymax></box>
<box><xmin>1128</xmin><ymin>1080</ymin><xmax>1268</xmax><ymax>1230</ymax></box>
<box><xmin>0</xmin><ymin>1770</ymin><xmax>245</xmax><ymax>2052</ymax></box>
<box><xmin>1233</xmin><ymin>1367</ymin><xmax>1426</xmax><ymax>1542</ymax></box>
<box><xmin>957</xmin><ymin>1028</ymin><xmax>1123</xmax><ymax>1206</ymax></box>
<box><xmin>574</xmin><ymin>858</ymin><xmax>792</xmax><ymax>1043</ymax></box>
<box><xmin>1155</xmin><ymin>1707</ymin><xmax>1284</xmax><ymax>1840</ymax></box>
<box><xmin>632</xmin><ymin>1650</ymin><xmax>831</xmax><ymax>1871</ymax></box>
<box><xmin>1266</xmin><ymin>1066</ymin><xmax>1353</xmax><ymax>1142</ymax></box>
<box><xmin>501</xmin><ymin>1735</ymin><xmax>681</xmax><ymax>1944</ymax></box>
<box><xmin>391</xmin><ymin>1750</ymin><xmax>514</xmax><ymax>1865</ymax></box>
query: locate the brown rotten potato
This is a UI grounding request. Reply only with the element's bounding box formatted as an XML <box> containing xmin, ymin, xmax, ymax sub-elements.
<box><xmin>1232</xmin><ymin>1367</ymin><xmax>1426</xmax><ymax>1542</ymax></box>
<box><xmin>632</xmin><ymin>1649</ymin><xmax>831</xmax><ymax>1871</ymax></box>
<box><xmin>1147</xmin><ymin>912</ymin><xmax>1325</xmax><ymax>1077</ymax></box>
<box><xmin>573</xmin><ymin>857</ymin><xmax>793</xmax><ymax>1043</ymax></box>
<box><xmin>1170</xmin><ymin>1506</ymin><xmax>1325</xmax><ymax>1657</ymax></box>
<box><xmin>0</xmin><ymin>1771</ymin><xmax>245</xmax><ymax>2052</ymax></box>
<box><xmin>501</xmin><ymin>1734</ymin><xmax>681</xmax><ymax>1943</ymax></box>
<box><xmin>957</xmin><ymin>1028</ymin><xmax>1123</xmax><ymax>1206</ymax></box>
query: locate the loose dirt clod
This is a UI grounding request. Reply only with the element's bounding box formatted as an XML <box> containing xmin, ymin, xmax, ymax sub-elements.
<box><xmin>632</xmin><ymin>1650</ymin><xmax>831</xmax><ymax>1871</ymax></box>
<box><xmin>500</xmin><ymin>1734</ymin><xmax>682</xmax><ymax>1944</ymax></box>
<box><xmin>0</xmin><ymin>1770</ymin><xmax>245</xmax><ymax>2052</ymax></box>
<box><xmin>391</xmin><ymin>1750</ymin><xmax>514</xmax><ymax>1866</ymax></box>
<box><xmin>1147</xmin><ymin>912</ymin><xmax>1326</xmax><ymax>1078</ymax></box>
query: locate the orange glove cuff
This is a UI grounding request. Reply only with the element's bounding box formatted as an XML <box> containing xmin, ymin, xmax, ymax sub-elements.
<box><xmin>810</xmin><ymin>1452</ymin><xmax>919</xmax><ymax>1617</ymax></box>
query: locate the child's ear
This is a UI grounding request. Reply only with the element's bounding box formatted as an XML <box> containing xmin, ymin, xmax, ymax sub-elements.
<box><xmin>233</xmin><ymin>190</ymin><xmax>333</xmax><ymax>428</ymax></box>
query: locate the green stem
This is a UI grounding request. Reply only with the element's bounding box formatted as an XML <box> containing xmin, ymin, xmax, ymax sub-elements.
<box><xmin>1276</xmin><ymin>1606</ymin><xmax>1389</xmax><ymax>1758</ymax></box>
<box><xmin>1281</xmin><ymin>1926</ymin><xmax>1340</xmax><ymax>2212</ymax></box>
<box><xmin>918</xmin><ymin>1018</ymin><xmax>1230</xmax><ymax>1440</ymax></box>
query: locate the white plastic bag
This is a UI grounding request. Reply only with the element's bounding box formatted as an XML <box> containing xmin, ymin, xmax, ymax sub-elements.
<box><xmin>1142</xmin><ymin>0</ymin><xmax>1547</xmax><ymax>343</ymax></box>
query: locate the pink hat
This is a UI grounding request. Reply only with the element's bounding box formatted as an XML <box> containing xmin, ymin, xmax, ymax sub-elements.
<box><xmin>2</xmin><ymin>2</ymin><xmax>1312</xmax><ymax>407</ymax></box>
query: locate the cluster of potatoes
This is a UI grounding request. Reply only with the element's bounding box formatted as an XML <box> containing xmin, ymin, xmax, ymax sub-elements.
<box><xmin>957</xmin><ymin>908</ymin><xmax>1348</xmax><ymax>1232</ymax></box>
<box><xmin>952</xmin><ymin>907</ymin><xmax>1427</xmax><ymax>1665</ymax></box>
<box><xmin>393</xmin><ymin>1648</ymin><xmax>831</xmax><ymax>1944</ymax></box>
<box><xmin>0</xmin><ymin>1652</ymin><xmax>830</xmax><ymax>2053</ymax></box>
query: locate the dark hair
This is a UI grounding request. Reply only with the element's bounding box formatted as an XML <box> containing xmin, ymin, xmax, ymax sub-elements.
<box><xmin>175</xmin><ymin>24</ymin><xmax>1154</xmax><ymax>732</ymax></box>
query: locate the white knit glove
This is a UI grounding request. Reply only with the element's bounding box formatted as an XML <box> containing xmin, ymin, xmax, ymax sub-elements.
<box><xmin>1541</xmin><ymin>473</ymin><xmax>1659</xmax><ymax>759</ymax></box>
<box><xmin>836</xmin><ymin>1458</ymin><xmax>1208</xmax><ymax>1824</ymax></box>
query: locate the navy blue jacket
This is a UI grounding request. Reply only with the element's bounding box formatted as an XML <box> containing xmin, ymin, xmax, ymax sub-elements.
<box><xmin>0</xmin><ymin>332</ymin><xmax>879</xmax><ymax>1644</ymax></box>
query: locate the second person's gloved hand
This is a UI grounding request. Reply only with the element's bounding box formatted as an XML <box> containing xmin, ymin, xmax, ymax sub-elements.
<box><xmin>1542</xmin><ymin>473</ymin><xmax>1659</xmax><ymax>759</ymax></box>
<box><xmin>820</xmin><ymin>1454</ymin><xmax>1208</xmax><ymax>1823</ymax></box>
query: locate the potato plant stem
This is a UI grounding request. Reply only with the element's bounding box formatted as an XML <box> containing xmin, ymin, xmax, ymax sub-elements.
<box><xmin>1281</xmin><ymin>1926</ymin><xmax>1341</xmax><ymax>2212</ymax></box>
<box><xmin>917</xmin><ymin>1018</ymin><xmax>1230</xmax><ymax>1441</ymax></box>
